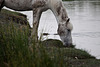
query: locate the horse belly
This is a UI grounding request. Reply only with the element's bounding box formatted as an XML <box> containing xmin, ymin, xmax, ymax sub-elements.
<box><xmin>4</xmin><ymin>0</ymin><xmax>33</xmax><ymax>11</ymax></box>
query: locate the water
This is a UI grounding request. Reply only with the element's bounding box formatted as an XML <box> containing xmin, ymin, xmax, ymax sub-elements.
<box><xmin>4</xmin><ymin>1</ymin><xmax>100</xmax><ymax>59</ymax></box>
<box><xmin>63</xmin><ymin>1</ymin><xmax>100</xmax><ymax>59</ymax></box>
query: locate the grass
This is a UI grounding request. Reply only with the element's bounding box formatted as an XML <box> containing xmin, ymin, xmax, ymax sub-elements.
<box><xmin>42</xmin><ymin>39</ymin><xmax>75</xmax><ymax>48</ymax></box>
<box><xmin>0</xmin><ymin>9</ymin><xmax>100</xmax><ymax>67</ymax></box>
<box><xmin>0</xmin><ymin>9</ymin><xmax>28</xmax><ymax>25</ymax></box>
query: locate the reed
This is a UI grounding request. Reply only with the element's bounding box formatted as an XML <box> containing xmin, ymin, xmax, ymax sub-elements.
<box><xmin>0</xmin><ymin>21</ymin><xmax>68</xmax><ymax>67</ymax></box>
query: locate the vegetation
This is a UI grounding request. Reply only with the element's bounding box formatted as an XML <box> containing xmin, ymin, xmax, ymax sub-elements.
<box><xmin>0</xmin><ymin>9</ymin><xmax>100</xmax><ymax>67</ymax></box>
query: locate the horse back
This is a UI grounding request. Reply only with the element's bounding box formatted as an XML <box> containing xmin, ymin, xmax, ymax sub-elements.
<box><xmin>4</xmin><ymin>0</ymin><xmax>33</xmax><ymax>11</ymax></box>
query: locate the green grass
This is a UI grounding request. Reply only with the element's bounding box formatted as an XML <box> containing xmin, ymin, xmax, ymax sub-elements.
<box><xmin>0</xmin><ymin>9</ymin><xmax>28</xmax><ymax>25</ymax></box>
<box><xmin>42</xmin><ymin>39</ymin><xmax>75</xmax><ymax>48</ymax></box>
<box><xmin>0</xmin><ymin>9</ymin><xmax>100</xmax><ymax>67</ymax></box>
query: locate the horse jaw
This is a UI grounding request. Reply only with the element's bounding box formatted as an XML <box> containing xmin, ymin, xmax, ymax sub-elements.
<box><xmin>60</xmin><ymin>31</ymin><xmax>72</xmax><ymax>47</ymax></box>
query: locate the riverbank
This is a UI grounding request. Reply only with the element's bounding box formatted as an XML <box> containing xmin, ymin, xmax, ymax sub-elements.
<box><xmin>0</xmin><ymin>9</ymin><xmax>100</xmax><ymax>67</ymax></box>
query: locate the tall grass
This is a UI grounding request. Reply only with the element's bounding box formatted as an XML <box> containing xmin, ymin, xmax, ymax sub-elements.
<box><xmin>0</xmin><ymin>19</ymin><xmax>98</xmax><ymax>67</ymax></box>
<box><xmin>0</xmin><ymin>21</ymin><xmax>69</xmax><ymax>67</ymax></box>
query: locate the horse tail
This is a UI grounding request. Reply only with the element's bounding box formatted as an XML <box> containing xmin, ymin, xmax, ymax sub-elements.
<box><xmin>0</xmin><ymin>0</ymin><xmax>4</xmax><ymax>11</ymax></box>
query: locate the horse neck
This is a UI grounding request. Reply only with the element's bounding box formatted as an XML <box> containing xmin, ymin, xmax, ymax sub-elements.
<box><xmin>50</xmin><ymin>3</ymin><xmax>68</xmax><ymax>24</ymax></box>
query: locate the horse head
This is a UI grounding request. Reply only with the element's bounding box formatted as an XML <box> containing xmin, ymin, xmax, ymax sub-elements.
<box><xmin>58</xmin><ymin>18</ymin><xmax>73</xmax><ymax>47</ymax></box>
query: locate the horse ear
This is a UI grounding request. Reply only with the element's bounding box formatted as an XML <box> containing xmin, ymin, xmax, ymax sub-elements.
<box><xmin>66</xmin><ymin>18</ymin><xmax>70</xmax><ymax>26</ymax></box>
<box><xmin>67</xmin><ymin>18</ymin><xmax>70</xmax><ymax>22</ymax></box>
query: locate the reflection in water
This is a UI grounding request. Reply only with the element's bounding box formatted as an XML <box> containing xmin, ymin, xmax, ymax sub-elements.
<box><xmin>3</xmin><ymin>1</ymin><xmax>100</xmax><ymax>59</ymax></box>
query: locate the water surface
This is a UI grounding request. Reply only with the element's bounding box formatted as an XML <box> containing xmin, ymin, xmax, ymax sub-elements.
<box><xmin>63</xmin><ymin>1</ymin><xmax>100</xmax><ymax>59</ymax></box>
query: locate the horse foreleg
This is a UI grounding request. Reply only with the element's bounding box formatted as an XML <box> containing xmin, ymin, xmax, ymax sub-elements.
<box><xmin>29</xmin><ymin>8</ymin><xmax>42</xmax><ymax>45</ymax></box>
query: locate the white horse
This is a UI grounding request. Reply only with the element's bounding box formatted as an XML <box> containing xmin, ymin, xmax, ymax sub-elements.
<box><xmin>0</xmin><ymin>0</ymin><xmax>73</xmax><ymax>46</ymax></box>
